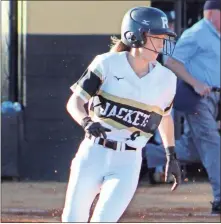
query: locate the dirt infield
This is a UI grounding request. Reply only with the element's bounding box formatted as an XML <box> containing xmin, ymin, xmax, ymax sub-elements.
<box><xmin>1</xmin><ymin>181</ymin><xmax>220</xmax><ymax>222</ymax></box>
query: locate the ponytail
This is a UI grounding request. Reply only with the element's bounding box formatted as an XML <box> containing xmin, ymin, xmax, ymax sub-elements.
<box><xmin>110</xmin><ymin>36</ymin><xmax>131</xmax><ymax>53</ymax></box>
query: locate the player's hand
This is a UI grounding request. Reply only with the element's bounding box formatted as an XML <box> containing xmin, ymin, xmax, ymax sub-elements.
<box><xmin>81</xmin><ymin>117</ymin><xmax>111</xmax><ymax>139</ymax></box>
<box><xmin>192</xmin><ymin>80</ymin><xmax>211</xmax><ymax>96</ymax></box>
<box><xmin>165</xmin><ymin>147</ymin><xmax>182</xmax><ymax>191</ymax></box>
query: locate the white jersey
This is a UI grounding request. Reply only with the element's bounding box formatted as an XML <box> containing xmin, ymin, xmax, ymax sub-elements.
<box><xmin>71</xmin><ymin>51</ymin><xmax>177</xmax><ymax>148</ymax></box>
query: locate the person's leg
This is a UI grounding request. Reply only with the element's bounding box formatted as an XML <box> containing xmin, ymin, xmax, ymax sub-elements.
<box><xmin>90</xmin><ymin>151</ymin><xmax>142</xmax><ymax>222</ymax></box>
<box><xmin>62</xmin><ymin>139</ymin><xmax>107</xmax><ymax>222</ymax></box>
<box><xmin>185</xmin><ymin>95</ymin><xmax>220</xmax><ymax>204</ymax></box>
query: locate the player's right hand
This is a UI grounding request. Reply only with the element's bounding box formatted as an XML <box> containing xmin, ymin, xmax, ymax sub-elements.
<box><xmin>192</xmin><ymin>80</ymin><xmax>211</xmax><ymax>96</ymax></box>
<box><xmin>81</xmin><ymin>117</ymin><xmax>111</xmax><ymax>139</ymax></box>
<box><xmin>84</xmin><ymin>121</ymin><xmax>111</xmax><ymax>139</ymax></box>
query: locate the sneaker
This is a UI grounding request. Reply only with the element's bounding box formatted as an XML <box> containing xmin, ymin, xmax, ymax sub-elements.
<box><xmin>211</xmin><ymin>201</ymin><xmax>221</xmax><ymax>215</ymax></box>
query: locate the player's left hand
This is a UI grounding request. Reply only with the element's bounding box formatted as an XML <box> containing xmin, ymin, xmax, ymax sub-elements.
<box><xmin>164</xmin><ymin>147</ymin><xmax>182</xmax><ymax>191</ymax></box>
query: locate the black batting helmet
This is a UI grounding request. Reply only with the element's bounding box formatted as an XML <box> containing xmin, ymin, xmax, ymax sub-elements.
<box><xmin>121</xmin><ymin>6</ymin><xmax>176</xmax><ymax>54</ymax></box>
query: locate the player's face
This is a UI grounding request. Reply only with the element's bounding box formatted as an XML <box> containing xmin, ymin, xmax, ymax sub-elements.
<box><xmin>138</xmin><ymin>34</ymin><xmax>166</xmax><ymax>61</ymax></box>
<box><xmin>146</xmin><ymin>34</ymin><xmax>166</xmax><ymax>51</ymax></box>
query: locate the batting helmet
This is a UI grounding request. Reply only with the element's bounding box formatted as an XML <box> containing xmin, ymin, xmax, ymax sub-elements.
<box><xmin>121</xmin><ymin>6</ymin><xmax>176</xmax><ymax>54</ymax></box>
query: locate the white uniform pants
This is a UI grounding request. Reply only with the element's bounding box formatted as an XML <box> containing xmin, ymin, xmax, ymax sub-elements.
<box><xmin>62</xmin><ymin>137</ymin><xmax>142</xmax><ymax>222</ymax></box>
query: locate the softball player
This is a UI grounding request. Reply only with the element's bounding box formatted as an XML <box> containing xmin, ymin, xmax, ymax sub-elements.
<box><xmin>62</xmin><ymin>6</ymin><xmax>181</xmax><ymax>223</ymax></box>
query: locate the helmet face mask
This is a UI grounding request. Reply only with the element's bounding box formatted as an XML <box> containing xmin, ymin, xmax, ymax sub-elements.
<box><xmin>144</xmin><ymin>34</ymin><xmax>176</xmax><ymax>56</ymax></box>
<box><xmin>162</xmin><ymin>36</ymin><xmax>176</xmax><ymax>56</ymax></box>
<box><xmin>121</xmin><ymin>6</ymin><xmax>177</xmax><ymax>56</ymax></box>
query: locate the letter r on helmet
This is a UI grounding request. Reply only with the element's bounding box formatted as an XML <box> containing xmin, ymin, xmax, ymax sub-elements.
<box><xmin>161</xmin><ymin>17</ymin><xmax>169</xmax><ymax>28</ymax></box>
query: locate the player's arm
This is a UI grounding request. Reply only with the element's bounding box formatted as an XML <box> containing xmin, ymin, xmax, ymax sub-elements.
<box><xmin>67</xmin><ymin>55</ymin><xmax>104</xmax><ymax>122</ymax></box>
<box><xmin>67</xmin><ymin>55</ymin><xmax>110</xmax><ymax>138</ymax></box>
<box><xmin>66</xmin><ymin>94</ymin><xmax>88</xmax><ymax>126</ymax></box>
<box><xmin>67</xmin><ymin>93</ymin><xmax>110</xmax><ymax>139</ymax></box>
<box><xmin>159</xmin><ymin>95</ymin><xmax>175</xmax><ymax>148</ymax></box>
<box><xmin>158</xmin><ymin>113</ymin><xmax>175</xmax><ymax>148</ymax></box>
<box><xmin>158</xmin><ymin>75</ymin><xmax>181</xmax><ymax>191</ymax></box>
<box><xmin>158</xmin><ymin>113</ymin><xmax>181</xmax><ymax>191</ymax></box>
<box><xmin>67</xmin><ymin>67</ymin><xmax>102</xmax><ymax>126</ymax></box>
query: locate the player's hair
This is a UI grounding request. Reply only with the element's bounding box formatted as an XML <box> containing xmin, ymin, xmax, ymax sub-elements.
<box><xmin>110</xmin><ymin>36</ymin><xmax>131</xmax><ymax>52</ymax></box>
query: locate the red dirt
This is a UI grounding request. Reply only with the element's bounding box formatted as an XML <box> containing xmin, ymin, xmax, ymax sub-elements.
<box><xmin>1</xmin><ymin>181</ymin><xmax>220</xmax><ymax>223</ymax></box>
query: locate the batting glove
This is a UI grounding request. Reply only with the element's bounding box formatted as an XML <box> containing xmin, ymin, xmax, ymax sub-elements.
<box><xmin>165</xmin><ymin>146</ymin><xmax>182</xmax><ymax>191</ymax></box>
<box><xmin>81</xmin><ymin>116</ymin><xmax>111</xmax><ymax>139</ymax></box>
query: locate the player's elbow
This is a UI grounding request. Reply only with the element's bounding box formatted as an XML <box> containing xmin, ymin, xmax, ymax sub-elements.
<box><xmin>66</xmin><ymin>94</ymin><xmax>86</xmax><ymax>115</ymax></box>
<box><xmin>66</xmin><ymin>94</ymin><xmax>77</xmax><ymax>114</ymax></box>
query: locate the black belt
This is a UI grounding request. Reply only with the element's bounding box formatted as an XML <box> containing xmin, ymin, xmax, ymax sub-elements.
<box><xmin>87</xmin><ymin>135</ymin><xmax>137</xmax><ymax>151</ymax></box>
